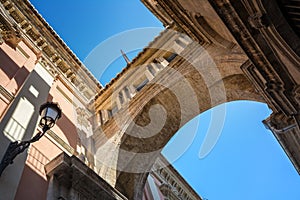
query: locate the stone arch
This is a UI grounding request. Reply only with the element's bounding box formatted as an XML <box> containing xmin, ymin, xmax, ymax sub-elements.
<box><xmin>92</xmin><ymin>26</ymin><xmax>266</xmax><ymax>199</ymax></box>
<box><xmin>91</xmin><ymin>33</ymin><xmax>267</xmax><ymax>198</ymax></box>
<box><xmin>194</xmin><ymin>14</ymin><xmax>236</xmax><ymax>49</ymax></box>
<box><xmin>111</xmin><ymin>67</ymin><xmax>264</xmax><ymax>199</ymax></box>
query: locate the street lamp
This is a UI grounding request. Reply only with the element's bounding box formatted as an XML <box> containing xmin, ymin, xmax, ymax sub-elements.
<box><xmin>0</xmin><ymin>102</ymin><xmax>62</xmax><ymax>176</ymax></box>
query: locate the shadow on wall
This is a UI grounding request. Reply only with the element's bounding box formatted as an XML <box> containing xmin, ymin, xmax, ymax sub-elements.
<box><xmin>46</xmin><ymin>94</ymin><xmax>78</xmax><ymax>150</ymax></box>
<box><xmin>56</xmin><ymin>112</ymin><xmax>78</xmax><ymax>150</ymax></box>
<box><xmin>0</xmin><ymin>48</ymin><xmax>29</xmax><ymax>91</ymax></box>
<box><xmin>0</xmin><ymin>68</ymin><xmax>52</xmax><ymax>199</ymax></box>
<box><xmin>14</xmin><ymin>165</ymin><xmax>48</xmax><ymax>200</ymax></box>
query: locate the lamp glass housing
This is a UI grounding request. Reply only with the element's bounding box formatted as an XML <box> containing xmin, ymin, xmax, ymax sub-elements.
<box><xmin>39</xmin><ymin>102</ymin><xmax>62</xmax><ymax>128</ymax></box>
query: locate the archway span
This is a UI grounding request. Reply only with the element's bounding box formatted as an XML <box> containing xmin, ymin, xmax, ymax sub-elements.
<box><xmin>112</xmin><ymin>71</ymin><xmax>264</xmax><ymax>199</ymax></box>
<box><xmin>91</xmin><ymin>28</ymin><xmax>265</xmax><ymax>199</ymax></box>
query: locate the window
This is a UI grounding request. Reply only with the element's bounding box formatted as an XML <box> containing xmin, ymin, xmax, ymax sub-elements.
<box><xmin>108</xmin><ymin>104</ymin><xmax>118</xmax><ymax>117</ymax></box>
<box><xmin>148</xmin><ymin>65</ymin><xmax>156</xmax><ymax>76</ymax></box>
<box><xmin>112</xmin><ymin>105</ymin><xmax>118</xmax><ymax>115</ymax></box>
<box><xmin>107</xmin><ymin>109</ymin><xmax>113</xmax><ymax>118</ymax></box>
<box><xmin>135</xmin><ymin>79</ymin><xmax>149</xmax><ymax>92</ymax></box>
<box><xmin>124</xmin><ymin>87</ymin><xmax>131</xmax><ymax>99</ymax></box>
<box><xmin>153</xmin><ymin>59</ymin><xmax>163</xmax><ymax>69</ymax></box>
<box><xmin>119</xmin><ymin>91</ymin><xmax>124</xmax><ymax>104</ymax></box>
<box><xmin>175</xmin><ymin>38</ymin><xmax>187</xmax><ymax>48</ymax></box>
<box><xmin>165</xmin><ymin>53</ymin><xmax>177</xmax><ymax>62</ymax></box>
<box><xmin>98</xmin><ymin>110</ymin><xmax>103</xmax><ymax>125</ymax></box>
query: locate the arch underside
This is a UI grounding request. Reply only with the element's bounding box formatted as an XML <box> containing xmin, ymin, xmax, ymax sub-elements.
<box><xmin>115</xmin><ymin>78</ymin><xmax>262</xmax><ymax>199</ymax></box>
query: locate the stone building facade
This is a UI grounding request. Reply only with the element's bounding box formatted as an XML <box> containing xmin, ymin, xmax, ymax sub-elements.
<box><xmin>143</xmin><ymin>156</ymin><xmax>202</xmax><ymax>200</ymax></box>
<box><xmin>0</xmin><ymin>0</ymin><xmax>204</xmax><ymax>199</ymax></box>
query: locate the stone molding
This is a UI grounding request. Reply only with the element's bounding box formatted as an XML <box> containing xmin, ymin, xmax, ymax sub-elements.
<box><xmin>209</xmin><ymin>0</ymin><xmax>300</xmax><ymax>115</ymax></box>
<box><xmin>0</xmin><ymin>2</ymin><xmax>21</xmax><ymax>48</ymax></box>
<box><xmin>263</xmin><ymin>112</ymin><xmax>300</xmax><ymax>173</ymax></box>
<box><xmin>210</xmin><ymin>0</ymin><xmax>300</xmax><ymax>174</ymax></box>
<box><xmin>45</xmin><ymin>153</ymin><xmax>127</xmax><ymax>200</ymax></box>
<box><xmin>152</xmin><ymin>155</ymin><xmax>203</xmax><ymax>200</ymax></box>
<box><xmin>0</xmin><ymin>84</ymin><xmax>14</xmax><ymax>103</ymax></box>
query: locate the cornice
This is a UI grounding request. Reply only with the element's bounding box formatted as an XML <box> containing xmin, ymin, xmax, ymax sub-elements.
<box><xmin>45</xmin><ymin>153</ymin><xmax>127</xmax><ymax>200</ymax></box>
<box><xmin>152</xmin><ymin>155</ymin><xmax>203</xmax><ymax>200</ymax></box>
<box><xmin>264</xmin><ymin>112</ymin><xmax>300</xmax><ymax>174</ymax></box>
<box><xmin>0</xmin><ymin>0</ymin><xmax>102</xmax><ymax>101</ymax></box>
<box><xmin>208</xmin><ymin>0</ymin><xmax>300</xmax><ymax>116</ymax></box>
<box><xmin>155</xmin><ymin>0</ymin><xmax>209</xmax><ymax>44</ymax></box>
<box><xmin>141</xmin><ymin>0</ymin><xmax>173</xmax><ymax>27</ymax></box>
<box><xmin>93</xmin><ymin>28</ymin><xmax>174</xmax><ymax>108</ymax></box>
<box><xmin>0</xmin><ymin>2</ymin><xmax>20</xmax><ymax>48</ymax></box>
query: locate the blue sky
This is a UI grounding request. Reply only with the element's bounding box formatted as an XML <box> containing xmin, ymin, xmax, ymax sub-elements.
<box><xmin>29</xmin><ymin>0</ymin><xmax>300</xmax><ymax>199</ymax></box>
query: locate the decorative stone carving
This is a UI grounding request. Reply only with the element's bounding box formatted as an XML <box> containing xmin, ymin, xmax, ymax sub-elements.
<box><xmin>0</xmin><ymin>32</ymin><xmax>3</xmax><ymax>44</ymax></box>
<box><xmin>293</xmin><ymin>85</ymin><xmax>300</xmax><ymax>105</ymax></box>
<box><xmin>159</xmin><ymin>183</ymin><xmax>178</xmax><ymax>199</ymax></box>
<box><xmin>76</xmin><ymin>107</ymin><xmax>91</xmax><ymax>130</ymax></box>
<box><xmin>263</xmin><ymin>112</ymin><xmax>296</xmax><ymax>134</ymax></box>
<box><xmin>2</xmin><ymin>29</ymin><xmax>21</xmax><ymax>48</ymax></box>
<box><xmin>248</xmin><ymin>12</ymin><xmax>269</xmax><ymax>29</ymax></box>
<box><xmin>39</xmin><ymin>57</ymin><xmax>59</xmax><ymax>78</ymax></box>
<box><xmin>0</xmin><ymin>12</ymin><xmax>21</xmax><ymax>48</ymax></box>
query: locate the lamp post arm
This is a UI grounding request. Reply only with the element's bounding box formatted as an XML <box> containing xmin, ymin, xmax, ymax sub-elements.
<box><xmin>0</xmin><ymin>141</ymin><xmax>30</xmax><ymax>176</ymax></box>
<box><xmin>0</xmin><ymin>126</ymin><xmax>49</xmax><ymax>177</ymax></box>
<box><xmin>29</xmin><ymin>125</ymin><xmax>49</xmax><ymax>143</ymax></box>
